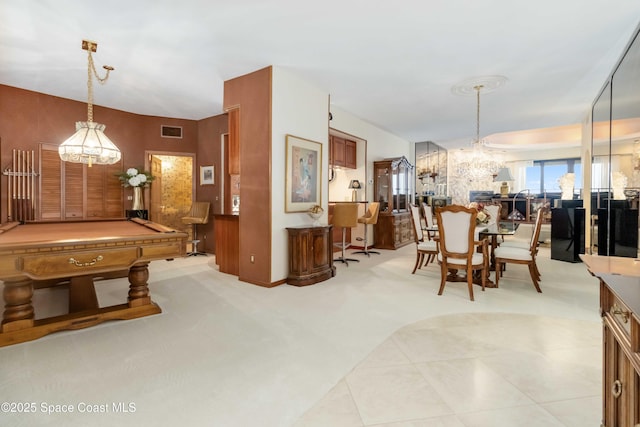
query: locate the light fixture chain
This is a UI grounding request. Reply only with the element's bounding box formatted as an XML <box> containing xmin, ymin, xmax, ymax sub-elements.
<box><xmin>475</xmin><ymin>84</ymin><xmax>482</xmax><ymax>144</ymax></box>
<box><xmin>87</xmin><ymin>48</ymin><xmax>94</xmax><ymax>122</ymax></box>
<box><xmin>85</xmin><ymin>42</ymin><xmax>112</xmax><ymax>123</ymax></box>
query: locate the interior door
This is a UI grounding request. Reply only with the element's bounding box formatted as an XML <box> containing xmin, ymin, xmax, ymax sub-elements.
<box><xmin>150</xmin><ymin>156</ymin><xmax>162</xmax><ymax>222</ymax></box>
<box><xmin>147</xmin><ymin>153</ymin><xmax>193</xmax><ymax>231</ymax></box>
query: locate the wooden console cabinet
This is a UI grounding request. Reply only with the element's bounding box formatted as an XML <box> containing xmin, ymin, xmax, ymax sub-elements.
<box><xmin>286</xmin><ymin>226</ymin><xmax>335</xmax><ymax>286</ymax></box>
<box><xmin>375</xmin><ymin>212</ymin><xmax>412</xmax><ymax>250</ymax></box>
<box><xmin>581</xmin><ymin>255</ymin><xmax>640</xmax><ymax>427</ymax></box>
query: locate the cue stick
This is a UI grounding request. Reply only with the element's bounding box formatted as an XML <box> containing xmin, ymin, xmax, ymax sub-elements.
<box><xmin>11</xmin><ymin>149</ymin><xmax>15</xmax><ymax>221</ymax></box>
<box><xmin>14</xmin><ymin>148</ymin><xmax>17</xmax><ymax>221</ymax></box>
<box><xmin>16</xmin><ymin>149</ymin><xmax>21</xmax><ymax>221</ymax></box>
<box><xmin>24</xmin><ymin>150</ymin><xmax>29</xmax><ymax>220</ymax></box>
<box><xmin>7</xmin><ymin>149</ymin><xmax>13</xmax><ymax>221</ymax></box>
<box><xmin>26</xmin><ymin>150</ymin><xmax>30</xmax><ymax>220</ymax></box>
<box><xmin>30</xmin><ymin>149</ymin><xmax>35</xmax><ymax>220</ymax></box>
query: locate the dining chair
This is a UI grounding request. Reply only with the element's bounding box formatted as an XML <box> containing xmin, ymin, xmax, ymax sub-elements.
<box><xmin>409</xmin><ymin>204</ymin><xmax>438</xmax><ymax>273</ymax></box>
<box><xmin>484</xmin><ymin>203</ymin><xmax>501</xmax><ymax>226</ymax></box>
<box><xmin>500</xmin><ymin>206</ymin><xmax>545</xmax><ymax>250</ymax></box>
<box><xmin>435</xmin><ymin>205</ymin><xmax>489</xmax><ymax>301</ymax></box>
<box><xmin>493</xmin><ymin>206</ymin><xmax>547</xmax><ymax>292</ymax></box>
<box><xmin>421</xmin><ymin>202</ymin><xmax>438</xmax><ymax>241</ymax></box>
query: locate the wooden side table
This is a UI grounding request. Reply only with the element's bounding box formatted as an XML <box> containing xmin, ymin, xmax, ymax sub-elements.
<box><xmin>286</xmin><ymin>225</ymin><xmax>335</xmax><ymax>286</ymax></box>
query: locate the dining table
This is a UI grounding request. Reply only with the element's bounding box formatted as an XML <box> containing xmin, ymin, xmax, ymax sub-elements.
<box><xmin>478</xmin><ymin>221</ymin><xmax>520</xmax><ymax>272</ymax></box>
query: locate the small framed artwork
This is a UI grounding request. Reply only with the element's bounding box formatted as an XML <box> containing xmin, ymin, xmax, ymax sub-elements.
<box><xmin>285</xmin><ymin>134</ymin><xmax>322</xmax><ymax>212</ymax></box>
<box><xmin>200</xmin><ymin>165</ymin><xmax>214</xmax><ymax>185</ymax></box>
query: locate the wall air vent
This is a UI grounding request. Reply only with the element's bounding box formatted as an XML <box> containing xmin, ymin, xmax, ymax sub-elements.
<box><xmin>161</xmin><ymin>125</ymin><xmax>183</xmax><ymax>139</ymax></box>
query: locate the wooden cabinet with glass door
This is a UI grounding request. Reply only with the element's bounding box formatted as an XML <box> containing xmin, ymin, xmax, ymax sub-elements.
<box><xmin>373</xmin><ymin>156</ymin><xmax>414</xmax><ymax>249</ymax></box>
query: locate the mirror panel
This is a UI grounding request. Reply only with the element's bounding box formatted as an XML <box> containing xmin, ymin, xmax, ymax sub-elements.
<box><xmin>415</xmin><ymin>141</ymin><xmax>448</xmax><ymax>205</ymax></box>
<box><xmin>590</xmin><ymin>25</ymin><xmax>640</xmax><ymax>257</ymax></box>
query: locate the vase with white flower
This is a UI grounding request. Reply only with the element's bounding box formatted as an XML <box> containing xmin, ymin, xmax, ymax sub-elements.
<box><xmin>117</xmin><ymin>168</ymin><xmax>155</xmax><ymax>210</ymax></box>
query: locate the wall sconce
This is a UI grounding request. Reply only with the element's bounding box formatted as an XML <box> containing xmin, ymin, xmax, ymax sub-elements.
<box><xmin>58</xmin><ymin>40</ymin><xmax>121</xmax><ymax>167</ymax></box>
<box><xmin>348</xmin><ymin>179</ymin><xmax>361</xmax><ymax>201</ymax></box>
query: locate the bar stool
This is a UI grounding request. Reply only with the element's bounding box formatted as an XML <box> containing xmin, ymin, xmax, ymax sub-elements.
<box><xmin>353</xmin><ymin>202</ymin><xmax>380</xmax><ymax>256</ymax></box>
<box><xmin>331</xmin><ymin>203</ymin><xmax>360</xmax><ymax>266</ymax></box>
<box><xmin>181</xmin><ymin>201</ymin><xmax>210</xmax><ymax>256</ymax></box>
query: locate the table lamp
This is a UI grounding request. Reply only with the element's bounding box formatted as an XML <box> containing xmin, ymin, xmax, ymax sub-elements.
<box><xmin>494</xmin><ymin>167</ymin><xmax>514</xmax><ymax>198</ymax></box>
<box><xmin>348</xmin><ymin>179</ymin><xmax>361</xmax><ymax>201</ymax></box>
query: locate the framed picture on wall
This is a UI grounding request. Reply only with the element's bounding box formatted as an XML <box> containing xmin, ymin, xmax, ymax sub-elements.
<box><xmin>200</xmin><ymin>165</ymin><xmax>214</xmax><ymax>185</ymax></box>
<box><xmin>285</xmin><ymin>134</ymin><xmax>322</xmax><ymax>212</ymax></box>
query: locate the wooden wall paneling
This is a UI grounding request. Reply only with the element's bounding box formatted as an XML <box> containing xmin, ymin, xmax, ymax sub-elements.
<box><xmin>223</xmin><ymin>66</ymin><xmax>272</xmax><ymax>286</ymax></box>
<box><xmin>39</xmin><ymin>147</ymin><xmax>62</xmax><ymax>220</ymax></box>
<box><xmin>86</xmin><ymin>163</ymin><xmax>123</xmax><ymax>218</ymax></box>
<box><xmin>38</xmin><ymin>143</ymin><xmax>123</xmax><ymax>220</ymax></box>
<box><xmin>63</xmin><ymin>162</ymin><xmax>83</xmax><ymax>219</ymax></box>
<box><xmin>104</xmin><ymin>162</ymin><xmax>124</xmax><ymax>218</ymax></box>
<box><xmin>86</xmin><ymin>164</ymin><xmax>105</xmax><ymax>218</ymax></box>
<box><xmin>228</xmin><ymin>108</ymin><xmax>240</xmax><ymax>175</ymax></box>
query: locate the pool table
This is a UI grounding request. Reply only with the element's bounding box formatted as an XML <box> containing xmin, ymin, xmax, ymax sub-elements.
<box><xmin>0</xmin><ymin>218</ymin><xmax>187</xmax><ymax>346</ymax></box>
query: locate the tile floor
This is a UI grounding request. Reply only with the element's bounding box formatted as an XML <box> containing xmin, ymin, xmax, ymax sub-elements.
<box><xmin>0</xmin><ymin>225</ymin><xmax>603</xmax><ymax>426</ymax></box>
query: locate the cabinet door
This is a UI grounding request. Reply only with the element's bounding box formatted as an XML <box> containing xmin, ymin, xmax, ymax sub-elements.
<box><xmin>64</xmin><ymin>162</ymin><xmax>84</xmax><ymax>219</ymax></box>
<box><xmin>228</xmin><ymin>108</ymin><xmax>240</xmax><ymax>175</ymax></box>
<box><xmin>310</xmin><ymin>228</ymin><xmax>330</xmax><ymax>272</ymax></box>
<box><xmin>396</xmin><ymin>162</ymin><xmax>408</xmax><ymax>212</ymax></box>
<box><xmin>332</xmin><ymin>136</ymin><xmax>346</xmax><ymax>167</ymax></box>
<box><xmin>344</xmin><ymin>139</ymin><xmax>357</xmax><ymax>169</ymax></box>
<box><xmin>376</xmin><ymin>165</ymin><xmax>390</xmax><ymax>213</ymax></box>
<box><xmin>289</xmin><ymin>229</ymin><xmax>311</xmax><ymax>276</ymax></box>
<box><xmin>633</xmin><ymin>369</ymin><xmax>640</xmax><ymax>426</ymax></box>
<box><xmin>603</xmin><ymin>321</ymin><xmax>632</xmax><ymax>427</ymax></box>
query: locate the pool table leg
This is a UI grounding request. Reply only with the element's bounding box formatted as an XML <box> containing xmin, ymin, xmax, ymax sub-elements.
<box><xmin>127</xmin><ymin>262</ymin><xmax>151</xmax><ymax>307</ymax></box>
<box><xmin>1</xmin><ymin>276</ymin><xmax>35</xmax><ymax>332</ymax></box>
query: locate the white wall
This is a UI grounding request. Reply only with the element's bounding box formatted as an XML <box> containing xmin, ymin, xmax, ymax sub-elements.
<box><xmin>270</xmin><ymin>71</ymin><xmax>413</xmax><ymax>282</ymax></box>
<box><xmin>271</xmin><ymin>67</ymin><xmax>330</xmax><ymax>282</ymax></box>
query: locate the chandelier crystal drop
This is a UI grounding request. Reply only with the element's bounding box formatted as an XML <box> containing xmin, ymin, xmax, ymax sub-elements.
<box><xmin>453</xmin><ymin>78</ymin><xmax>505</xmax><ymax>181</ymax></box>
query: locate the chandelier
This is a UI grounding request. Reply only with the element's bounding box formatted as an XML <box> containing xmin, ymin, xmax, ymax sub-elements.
<box><xmin>453</xmin><ymin>77</ymin><xmax>506</xmax><ymax>181</ymax></box>
<box><xmin>59</xmin><ymin>40</ymin><xmax>121</xmax><ymax>167</ymax></box>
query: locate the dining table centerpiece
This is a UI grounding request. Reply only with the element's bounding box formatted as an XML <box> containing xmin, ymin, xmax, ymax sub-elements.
<box><xmin>117</xmin><ymin>168</ymin><xmax>155</xmax><ymax>210</ymax></box>
<box><xmin>468</xmin><ymin>201</ymin><xmax>490</xmax><ymax>225</ymax></box>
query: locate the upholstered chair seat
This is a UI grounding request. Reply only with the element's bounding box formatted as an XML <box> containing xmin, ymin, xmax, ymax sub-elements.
<box><xmin>409</xmin><ymin>204</ymin><xmax>438</xmax><ymax>273</ymax></box>
<box><xmin>331</xmin><ymin>203</ymin><xmax>360</xmax><ymax>266</ymax></box>
<box><xmin>494</xmin><ymin>206</ymin><xmax>547</xmax><ymax>293</ymax></box>
<box><xmin>353</xmin><ymin>202</ymin><xmax>380</xmax><ymax>256</ymax></box>
<box><xmin>181</xmin><ymin>201</ymin><xmax>210</xmax><ymax>256</ymax></box>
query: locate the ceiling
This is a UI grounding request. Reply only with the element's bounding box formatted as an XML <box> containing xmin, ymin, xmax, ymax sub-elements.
<box><xmin>2</xmin><ymin>1</ymin><xmax>640</xmax><ymax>150</ymax></box>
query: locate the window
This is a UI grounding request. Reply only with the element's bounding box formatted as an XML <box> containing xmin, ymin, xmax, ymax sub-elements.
<box><xmin>524</xmin><ymin>158</ymin><xmax>582</xmax><ymax>194</ymax></box>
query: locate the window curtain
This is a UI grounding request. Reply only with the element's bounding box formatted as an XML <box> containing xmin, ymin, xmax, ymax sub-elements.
<box><xmin>509</xmin><ymin>160</ymin><xmax>532</xmax><ymax>193</ymax></box>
